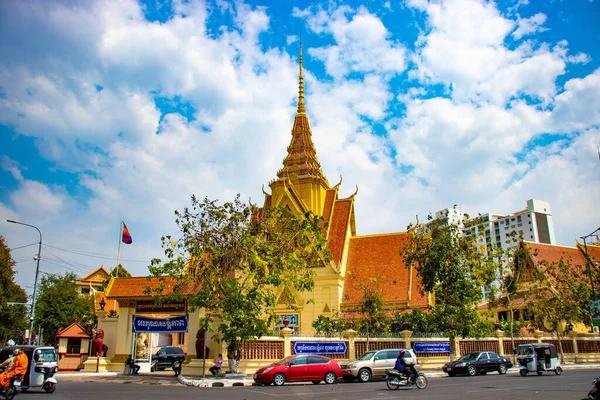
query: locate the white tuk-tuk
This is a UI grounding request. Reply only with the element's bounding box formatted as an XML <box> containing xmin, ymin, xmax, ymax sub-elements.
<box><xmin>517</xmin><ymin>343</ymin><xmax>563</xmax><ymax>376</ymax></box>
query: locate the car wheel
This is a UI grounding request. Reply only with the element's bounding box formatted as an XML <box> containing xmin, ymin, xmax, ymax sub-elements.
<box><xmin>342</xmin><ymin>376</ymin><xmax>354</xmax><ymax>383</ymax></box>
<box><xmin>554</xmin><ymin>367</ymin><xmax>562</xmax><ymax>375</ymax></box>
<box><xmin>520</xmin><ymin>369</ymin><xmax>528</xmax><ymax>376</ymax></box>
<box><xmin>498</xmin><ymin>364</ymin><xmax>507</xmax><ymax>374</ymax></box>
<box><xmin>311</xmin><ymin>380</ymin><xmax>321</xmax><ymax>385</ymax></box>
<box><xmin>467</xmin><ymin>365</ymin><xmax>477</xmax><ymax>376</ymax></box>
<box><xmin>272</xmin><ymin>373</ymin><xmax>286</xmax><ymax>386</ymax></box>
<box><xmin>358</xmin><ymin>368</ymin><xmax>371</xmax><ymax>382</ymax></box>
<box><xmin>324</xmin><ymin>372</ymin><xmax>337</xmax><ymax>384</ymax></box>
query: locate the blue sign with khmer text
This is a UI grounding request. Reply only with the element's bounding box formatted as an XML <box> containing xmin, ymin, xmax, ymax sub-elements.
<box><xmin>413</xmin><ymin>342</ymin><xmax>450</xmax><ymax>353</ymax></box>
<box><xmin>293</xmin><ymin>342</ymin><xmax>347</xmax><ymax>355</ymax></box>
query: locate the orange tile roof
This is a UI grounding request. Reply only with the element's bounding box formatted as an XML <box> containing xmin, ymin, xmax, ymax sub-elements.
<box><xmin>526</xmin><ymin>241</ymin><xmax>590</xmax><ymax>267</ymax></box>
<box><xmin>322</xmin><ymin>189</ymin><xmax>336</xmax><ymax>225</ymax></box>
<box><xmin>341</xmin><ymin>233</ymin><xmax>429</xmax><ymax>311</ymax></box>
<box><xmin>327</xmin><ymin>199</ymin><xmax>352</xmax><ymax>266</ymax></box>
<box><xmin>105</xmin><ymin>276</ymin><xmax>199</xmax><ymax>299</ymax></box>
<box><xmin>57</xmin><ymin>322</ymin><xmax>92</xmax><ymax>339</ymax></box>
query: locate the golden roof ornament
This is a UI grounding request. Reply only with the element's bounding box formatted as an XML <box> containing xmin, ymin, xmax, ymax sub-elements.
<box><xmin>297</xmin><ymin>40</ymin><xmax>306</xmax><ymax>115</ymax></box>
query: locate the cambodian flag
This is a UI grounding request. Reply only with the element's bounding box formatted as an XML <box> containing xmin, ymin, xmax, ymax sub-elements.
<box><xmin>122</xmin><ymin>223</ymin><xmax>133</xmax><ymax>244</ymax></box>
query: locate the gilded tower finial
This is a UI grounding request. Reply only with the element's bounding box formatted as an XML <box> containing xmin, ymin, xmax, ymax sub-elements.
<box><xmin>297</xmin><ymin>39</ymin><xmax>306</xmax><ymax>115</ymax></box>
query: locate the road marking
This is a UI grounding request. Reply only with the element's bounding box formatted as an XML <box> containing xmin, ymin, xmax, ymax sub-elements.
<box><xmin>244</xmin><ymin>389</ymin><xmax>282</xmax><ymax>397</ymax></box>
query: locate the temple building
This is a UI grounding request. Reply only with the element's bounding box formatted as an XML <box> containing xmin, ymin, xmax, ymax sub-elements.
<box><xmin>259</xmin><ymin>44</ymin><xmax>431</xmax><ymax>333</ymax></box>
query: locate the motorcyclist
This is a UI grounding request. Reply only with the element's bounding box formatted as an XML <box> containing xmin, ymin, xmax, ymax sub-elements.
<box><xmin>394</xmin><ymin>350</ymin><xmax>407</xmax><ymax>375</ymax></box>
<box><xmin>394</xmin><ymin>350</ymin><xmax>416</xmax><ymax>381</ymax></box>
<box><xmin>0</xmin><ymin>348</ymin><xmax>28</xmax><ymax>389</ymax></box>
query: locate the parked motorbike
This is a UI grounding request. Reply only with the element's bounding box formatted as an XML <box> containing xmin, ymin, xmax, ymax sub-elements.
<box><xmin>385</xmin><ymin>368</ymin><xmax>428</xmax><ymax>390</ymax></box>
<box><xmin>587</xmin><ymin>376</ymin><xmax>600</xmax><ymax>400</ymax></box>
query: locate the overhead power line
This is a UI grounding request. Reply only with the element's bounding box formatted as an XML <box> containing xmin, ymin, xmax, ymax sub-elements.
<box><xmin>10</xmin><ymin>243</ymin><xmax>38</xmax><ymax>251</ymax></box>
<box><xmin>43</xmin><ymin>243</ymin><xmax>152</xmax><ymax>263</ymax></box>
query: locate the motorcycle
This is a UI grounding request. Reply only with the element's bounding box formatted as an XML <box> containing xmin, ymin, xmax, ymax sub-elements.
<box><xmin>0</xmin><ymin>374</ymin><xmax>22</xmax><ymax>400</ymax></box>
<box><xmin>385</xmin><ymin>368</ymin><xmax>428</xmax><ymax>390</ymax></box>
<box><xmin>587</xmin><ymin>376</ymin><xmax>600</xmax><ymax>400</ymax></box>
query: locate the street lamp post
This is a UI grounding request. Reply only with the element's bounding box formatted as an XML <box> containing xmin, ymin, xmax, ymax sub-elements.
<box><xmin>581</xmin><ymin>227</ymin><xmax>600</xmax><ymax>302</ymax></box>
<box><xmin>7</xmin><ymin>219</ymin><xmax>42</xmax><ymax>345</ymax></box>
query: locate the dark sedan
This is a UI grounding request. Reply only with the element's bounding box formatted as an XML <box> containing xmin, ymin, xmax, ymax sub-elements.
<box><xmin>443</xmin><ymin>351</ymin><xmax>513</xmax><ymax>376</ymax></box>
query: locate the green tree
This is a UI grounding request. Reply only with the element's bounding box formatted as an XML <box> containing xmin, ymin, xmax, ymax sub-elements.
<box><xmin>34</xmin><ymin>272</ymin><xmax>96</xmax><ymax>346</ymax></box>
<box><xmin>0</xmin><ymin>236</ymin><xmax>28</xmax><ymax>343</ymax></box>
<box><xmin>148</xmin><ymin>194</ymin><xmax>331</xmax><ymax>372</ymax></box>
<box><xmin>526</xmin><ymin>258</ymin><xmax>593</xmax><ymax>361</ymax></box>
<box><xmin>401</xmin><ymin>213</ymin><xmax>498</xmax><ymax>360</ymax></box>
<box><xmin>356</xmin><ymin>280</ymin><xmax>388</xmax><ymax>348</ymax></box>
<box><xmin>109</xmin><ymin>264</ymin><xmax>131</xmax><ymax>278</ymax></box>
<box><xmin>101</xmin><ymin>264</ymin><xmax>132</xmax><ymax>290</ymax></box>
<box><xmin>487</xmin><ymin>237</ymin><xmax>530</xmax><ymax>360</ymax></box>
<box><xmin>312</xmin><ymin>311</ymin><xmax>348</xmax><ymax>337</ymax></box>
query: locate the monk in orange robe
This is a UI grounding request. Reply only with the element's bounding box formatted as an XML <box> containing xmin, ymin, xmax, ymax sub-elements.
<box><xmin>0</xmin><ymin>349</ymin><xmax>28</xmax><ymax>388</ymax></box>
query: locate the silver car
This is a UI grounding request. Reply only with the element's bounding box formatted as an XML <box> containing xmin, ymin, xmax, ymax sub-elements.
<box><xmin>341</xmin><ymin>348</ymin><xmax>418</xmax><ymax>382</ymax></box>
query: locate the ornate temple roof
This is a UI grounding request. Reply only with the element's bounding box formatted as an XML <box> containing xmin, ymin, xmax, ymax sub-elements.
<box><xmin>272</xmin><ymin>43</ymin><xmax>329</xmax><ymax>188</ymax></box>
<box><xmin>341</xmin><ymin>233</ymin><xmax>430</xmax><ymax>315</ymax></box>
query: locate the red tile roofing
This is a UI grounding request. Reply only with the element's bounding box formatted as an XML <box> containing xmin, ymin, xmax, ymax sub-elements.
<box><xmin>327</xmin><ymin>199</ymin><xmax>352</xmax><ymax>266</ymax></box>
<box><xmin>105</xmin><ymin>276</ymin><xmax>198</xmax><ymax>298</ymax></box>
<box><xmin>57</xmin><ymin>322</ymin><xmax>92</xmax><ymax>339</ymax></box>
<box><xmin>342</xmin><ymin>233</ymin><xmax>429</xmax><ymax>310</ymax></box>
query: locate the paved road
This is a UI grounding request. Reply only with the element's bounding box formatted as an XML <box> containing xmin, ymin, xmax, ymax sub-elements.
<box><xmin>49</xmin><ymin>369</ymin><xmax>598</xmax><ymax>399</ymax></box>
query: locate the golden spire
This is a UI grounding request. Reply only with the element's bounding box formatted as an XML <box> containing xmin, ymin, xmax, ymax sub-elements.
<box><xmin>297</xmin><ymin>40</ymin><xmax>306</xmax><ymax>115</ymax></box>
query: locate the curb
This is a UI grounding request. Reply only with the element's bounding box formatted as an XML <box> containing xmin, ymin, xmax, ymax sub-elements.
<box><xmin>178</xmin><ymin>375</ymin><xmax>254</xmax><ymax>388</ymax></box>
<box><xmin>57</xmin><ymin>372</ymin><xmax>123</xmax><ymax>377</ymax></box>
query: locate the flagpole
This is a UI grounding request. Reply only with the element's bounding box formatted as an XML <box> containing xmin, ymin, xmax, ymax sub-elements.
<box><xmin>117</xmin><ymin>220</ymin><xmax>123</xmax><ymax>278</ymax></box>
<box><xmin>114</xmin><ymin>220</ymin><xmax>123</xmax><ymax>311</ymax></box>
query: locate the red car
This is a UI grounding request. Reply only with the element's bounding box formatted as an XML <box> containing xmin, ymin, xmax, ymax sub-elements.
<box><xmin>253</xmin><ymin>354</ymin><xmax>342</xmax><ymax>386</ymax></box>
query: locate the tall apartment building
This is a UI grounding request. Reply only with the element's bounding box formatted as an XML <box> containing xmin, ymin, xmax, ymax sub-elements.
<box><xmin>465</xmin><ymin>199</ymin><xmax>556</xmax><ymax>253</ymax></box>
<box><xmin>417</xmin><ymin>199</ymin><xmax>555</xmax><ymax>254</ymax></box>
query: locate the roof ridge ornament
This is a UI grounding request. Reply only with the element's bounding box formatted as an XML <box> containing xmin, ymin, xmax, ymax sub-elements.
<box><xmin>297</xmin><ymin>40</ymin><xmax>306</xmax><ymax>115</ymax></box>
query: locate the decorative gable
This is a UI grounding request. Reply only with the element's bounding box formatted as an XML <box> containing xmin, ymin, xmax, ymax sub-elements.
<box><xmin>57</xmin><ymin>322</ymin><xmax>92</xmax><ymax>339</ymax></box>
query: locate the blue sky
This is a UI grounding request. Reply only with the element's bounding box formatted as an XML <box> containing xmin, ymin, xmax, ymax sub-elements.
<box><xmin>1</xmin><ymin>0</ymin><xmax>599</xmax><ymax>292</ymax></box>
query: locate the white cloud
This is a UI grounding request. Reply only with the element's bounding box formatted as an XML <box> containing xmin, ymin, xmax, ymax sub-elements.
<box><xmin>551</xmin><ymin>69</ymin><xmax>600</xmax><ymax>132</ymax></box>
<box><xmin>294</xmin><ymin>5</ymin><xmax>406</xmax><ymax>79</ymax></box>
<box><xmin>512</xmin><ymin>13</ymin><xmax>548</xmax><ymax>40</ymax></box>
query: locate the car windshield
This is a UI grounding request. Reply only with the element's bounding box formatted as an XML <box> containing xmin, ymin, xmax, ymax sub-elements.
<box><xmin>273</xmin><ymin>356</ymin><xmax>295</xmax><ymax>365</ymax></box>
<box><xmin>518</xmin><ymin>346</ymin><xmax>534</xmax><ymax>356</ymax></box>
<box><xmin>458</xmin><ymin>353</ymin><xmax>479</xmax><ymax>361</ymax></box>
<box><xmin>36</xmin><ymin>349</ymin><xmax>57</xmax><ymax>363</ymax></box>
<box><xmin>358</xmin><ymin>351</ymin><xmax>376</xmax><ymax>361</ymax></box>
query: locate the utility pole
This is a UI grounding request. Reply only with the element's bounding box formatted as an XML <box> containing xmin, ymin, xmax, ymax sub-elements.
<box><xmin>7</xmin><ymin>220</ymin><xmax>42</xmax><ymax>345</ymax></box>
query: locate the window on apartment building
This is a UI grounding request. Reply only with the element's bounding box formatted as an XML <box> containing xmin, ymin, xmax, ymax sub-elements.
<box><xmin>517</xmin><ymin>216</ymin><xmax>522</xmax><ymax>222</ymax></box>
<box><xmin>511</xmin><ymin>217</ymin><xmax>515</xmax><ymax>221</ymax></box>
<box><xmin>530</xmin><ymin>228</ymin><xmax>533</xmax><ymax>231</ymax></box>
<box><xmin>505</xmin><ymin>220</ymin><xmax>510</xmax><ymax>225</ymax></box>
